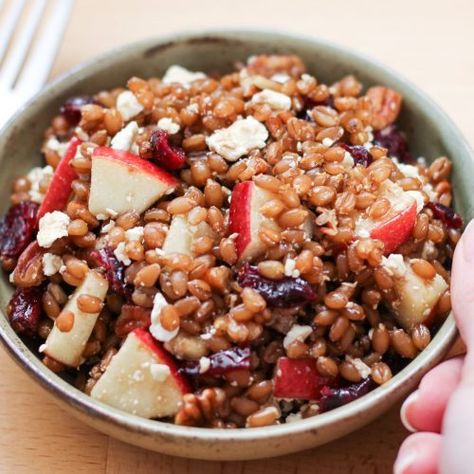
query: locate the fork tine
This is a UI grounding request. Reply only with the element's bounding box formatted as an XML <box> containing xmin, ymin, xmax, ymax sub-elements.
<box><xmin>0</xmin><ymin>0</ymin><xmax>25</xmax><ymax>65</ymax></box>
<box><xmin>0</xmin><ymin>0</ymin><xmax>46</xmax><ymax>91</ymax></box>
<box><xmin>16</xmin><ymin>0</ymin><xmax>74</xmax><ymax>97</ymax></box>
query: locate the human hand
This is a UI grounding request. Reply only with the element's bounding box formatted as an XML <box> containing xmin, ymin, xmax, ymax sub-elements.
<box><xmin>394</xmin><ymin>221</ymin><xmax>474</xmax><ymax>474</ymax></box>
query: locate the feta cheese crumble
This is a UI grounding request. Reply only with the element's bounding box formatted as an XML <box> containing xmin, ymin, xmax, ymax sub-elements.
<box><xmin>116</xmin><ymin>91</ymin><xmax>144</xmax><ymax>121</ymax></box>
<box><xmin>382</xmin><ymin>254</ymin><xmax>407</xmax><ymax>278</ymax></box>
<box><xmin>27</xmin><ymin>165</ymin><xmax>53</xmax><ymax>203</ymax></box>
<box><xmin>110</xmin><ymin>121</ymin><xmax>139</xmax><ymax>151</ymax></box>
<box><xmin>283</xmin><ymin>324</ymin><xmax>313</xmax><ymax>349</ymax></box>
<box><xmin>162</xmin><ymin>65</ymin><xmax>206</xmax><ymax>86</ymax></box>
<box><xmin>125</xmin><ymin>226</ymin><xmax>144</xmax><ymax>243</ymax></box>
<box><xmin>206</xmin><ymin>116</ymin><xmax>268</xmax><ymax>162</ymax></box>
<box><xmin>346</xmin><ymin>356</ymin><xmax>371</xmax><ymax>379</ymax></box>
<box><xmin>45</xmin><ymin>137</ymin><xmax>69</xmax><ymax>158</ymax></box>
<box><xmin>42</xmin><ymin>253</ymin><xmax>63</xmax><ymax>276</ymax></box>
<box><xmin>37</xmin><ymin>211</ymin><xmax>70</xmax><ymax>248</ymax></box>
<box><xmin>114</xmin><ymin>242</ymin><xmax>131</xmax><ymax>266</ymax></box>
<box><xmin>149</xmin><ymin>292</ymin><xmax>179</xmax><ymax>342</ymax></box>
<box><xmin>284</xmin><ymin>258</ymin><xmax>300</xmax><ymax>278</ymax></box>
<box><xmin>250</xmin><ymin>89</ymin><xmax>291</xmax><ymax>111</ymax></box>
<box><xmin>157</xmin><ymin>117</ymin><xmax>180</xmax><ymax>134</ymax></box>
<box><xmin>199</xmin><ymin>356</ymin><xmax>211</xmax><ymax>374</ymax></box>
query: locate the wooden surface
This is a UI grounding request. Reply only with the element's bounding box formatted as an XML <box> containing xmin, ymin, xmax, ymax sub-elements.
<box><xmin>1</xmin><ymin>0</ymin><xmax>473</xmax><ymax>472</ymax></box>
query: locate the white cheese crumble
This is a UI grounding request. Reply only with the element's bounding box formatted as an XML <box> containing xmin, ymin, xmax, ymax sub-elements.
<box><xmin>271</xmin><ymin>72</ymin><xmax>290</xmax><ymax>84</ymax></box>
<box><xmin>346</xmin><ymin>356</ymin><xmax>371</xmax><ymax>379</ymax></box>
<box><xmin>206</xmin><ymin>116</ymin><xmax>268</xmax><ymax>162</ymax></box>
<box><xmin>45</xmin><ymin>137</ymin><xmax>69</xmax><ymax>158</ymax></box>
<box><xmin>283</xmin><ymin>324</ymin><xmax>313</xmax><ymax>349</ymax></box>
<box><xmin>162</xmin><ymin>65</ymin><xmax>206</xmax><ymax>86</ymax></box>
<box><xmin>116</xmin><ymin>91</ymin><xmax>144</xmax><ymax>121</ymax></box>
<box><xmin>382</xmin><ymin>254</ymin><xmax>407</xmax><ymax>278</ymax></box>
<box><xmin>149</xmin><ymin>292</ymin><xmax>179</xmax><ymax>342</ymax></box>
<box><xmin>27</xmin><ymin>165</ymin><xmax>53</xmax><ymax>203</ymax></box>
<box><xmin>284</xmin><ymin>258</ymin><xmax>300</xmax><ymax>278</ymax></box>
<box><xmin>110</xmin><ymin>121</ymin><xmax>139</xmax><ymax>151</ymax></box>
<box><xmin>125</xmin><ymin>226</ymin><xmax>144</xmax><ymax>243</ymax></box>
<box><xmin>398</xmin><ymin>163</ymin><xmax>421</xmax><ymax>179</ymax></box>
<box><xmin>157</xmin><ymin>117</ymin><xmax>180</xmax><ymax>135</ymax></box>
<box><xmin>286</xmin><ymin>412</ymin><xmax>303</xmax><ymax>423</ymax></box>
<box><xmin>250</xmin><ymin>89</ymin><xmax>292</xmax><ymax>111</ymax></box>
<box><xmin>150</xmin><ymin>363</ymin><xmax>171</xmax><ymax>382</ymax></box>
<box><xmin>113</xmin><ymin>242</ymin><xmax>131</xmax><ymax>266</ymax></box>
<box><xmin>101</xmin><ymin>221</ymin><xmax>115</xmax><ymax>234</ymax></box>
<box><xmin>42</xmin><ymin>253</ymin><xmax>63</xmax><ymax>276</ymax></box>
<box><xmin>199</xmin><ymin>356</ymin><xmax>211</xmax><ymax>374</ymax></box>
<box><xmin>37</xmin><ymin>211</ymin><xmax>70</xmax><ymax>248</ymax></box>
<box><xmin>322</xmin><ymin>137</ymin><xmax>334</xmax><ymax>147</ymax></box>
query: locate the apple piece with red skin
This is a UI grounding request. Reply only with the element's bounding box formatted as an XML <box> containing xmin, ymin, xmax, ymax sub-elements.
<box><xmin>91</xmin><ymin>328</ymin><xmax>190</xmax><ymax>418</ymax></box>
<box><xmin>88</xmin><ymin>147</ymin><xmax>178</xmax><ymax>217</ymax></box>
<box><xmin>382</xmin><ymin>255</ymin><xmax>448</xmax><ymax>329</ymax></box>
<box><xmin>355</xmin><ymin>180</ymin><xmax>418</xmax><ymax>255</ymax></box>
<box><xmin>229</xmin><ymin>181</ymin><xmax>281</xmax><ymax>261</ymax></box>
<box><xmin>273</xmin><ymin>357</ymin><xmax>336</xmax><ymax>400</ymax></box>
<box><xmin>37</xmin><ymin>137</ymin><xmax>81</xmax><ymax>221</ymax></box>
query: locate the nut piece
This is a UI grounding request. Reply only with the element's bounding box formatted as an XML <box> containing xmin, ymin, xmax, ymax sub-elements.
<box><xmin>367</xmin><ymin>86</ymin><xmax>402</xmax><ymax>130</ymax></box>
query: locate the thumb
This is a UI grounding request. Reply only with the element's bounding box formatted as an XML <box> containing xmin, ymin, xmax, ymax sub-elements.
<box><xmin>451</xmin><ymin>219</ymin><xmax>474</xmax><ymax>350</ymax></box>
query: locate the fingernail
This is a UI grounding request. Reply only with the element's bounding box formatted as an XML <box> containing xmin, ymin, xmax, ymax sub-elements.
<box><xmin>462</xmin><ymin>220</ymin><xmax>474</xmax><ymax>262</ymax></box>
<box><xmin>400</xmin><ymin>391</ymin><xmax>418</xmax><ymax>433</ymax></box>
<box><xmin>394</xmin><ymin>449</ymin><xmax>416</xmax><ymax>474</ymax></box>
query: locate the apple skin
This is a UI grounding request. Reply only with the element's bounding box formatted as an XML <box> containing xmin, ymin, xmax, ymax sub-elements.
<box><xmin>273</xmin><ymin>357</ymin><xmax>333</xmax><ymax>400</ymax></box>
<box><xmin>89</xmin><ymin>147</ymin><xmax>178</xmax><ymax>216</ymax></box>
<box><xmin>90</xmin><ymin>328</ymin><xmax>190</xmax><ymax>418</ymax></box>
<box><xmin>133</xmin><ymin>328</ymin><xmax>191</xmax><ymax>394</ymax></box>
<box><xmin>229</xmin><ymin>181</ymin><xmax>280</xmax><ymax>261</ymax></box>
<box><xmin>370</xmin><ymin>201</ymin><xmax>417</xmax><ymax>255</ymax></box>
<box><xmin>37</xmin><ymin>137</ymin><xmax>81</xmax><ymax>221</ymax></box>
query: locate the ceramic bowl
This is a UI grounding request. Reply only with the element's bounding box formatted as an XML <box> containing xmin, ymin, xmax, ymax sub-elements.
<box><xmin>0</xmin><ymin>30</ymin><xmax>472</xmax><ymax>461</ymax></box>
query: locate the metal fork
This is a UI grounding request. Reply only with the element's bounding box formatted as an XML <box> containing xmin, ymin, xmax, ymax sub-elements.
<box><xmin>0</xmin><ymin>0</ymin><xmax>74</xmax><ymax>129</ymax></box>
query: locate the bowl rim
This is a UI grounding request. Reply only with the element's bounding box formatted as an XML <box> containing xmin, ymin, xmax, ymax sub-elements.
<box><xmin>0</xmin><ymin>28</ymin><xmax>468</xmax><ymax>443</ymax></box>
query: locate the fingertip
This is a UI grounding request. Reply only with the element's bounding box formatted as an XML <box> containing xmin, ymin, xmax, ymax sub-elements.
<box><xmin>400</xmin><ymin>391</ymin><xmax>418</xmax><ymax>433</ymax></box>
<box><xmin>394</xmin><ymin>432</ymin><xmax>441</xmax><ymax>474</ymax></box>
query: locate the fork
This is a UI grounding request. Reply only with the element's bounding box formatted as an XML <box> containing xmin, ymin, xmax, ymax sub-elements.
<box><xmin>0</xmin><ymin>0</ymin><xmax>74</xmax><ymax>129</ymax></box>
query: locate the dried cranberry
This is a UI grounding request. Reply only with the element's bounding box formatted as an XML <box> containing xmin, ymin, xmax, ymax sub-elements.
<box><xmin>426</xmin><ymin>202</ymin><xmax>463</xmax><ymax>230</ymax></box>
<box><xmin>149</xmin><ymin>129</ymin><xmax>186</xmax><ymax>170</ymax></box>
<box><xmin>339</xmin><ymin>143</ymin><xmax>372</xmax><ymax>167</ymax></box>
<box><xmin>60</xmin><ymin>96</ymin><xmax>94</xmax><ymax>126</ymax></box>
<box><xmin>89</xmin><ymin>247</ymin><xmax>127</xmax><ymax>295</ymax></box>
<box><xmin>318</xmin><ymin>377</ymin><xmax>374</xmax><ymax>412</ymax></box>
<box><xmin>373</xmin><ymin>124</ymin><xmax>413</xmax><ymax>163</ymax></box>
<box><xmin>180</xmin><ymin>346</ymin><xmax>251</xmax><ymax>376</ymax></box>
<box><xmin>237</xmin><ymin>264</ymin><xmax>316</xmax><ymax>308</ymax></box>
<box><xmin>0</xmin><ymin>201</ymin><xmax>39</xmax><ymax>261</ymax></box>
<box><xmin>7</xmin><ymin>286</ymin><xmax>43</xmax><ymax>337</ymax></box>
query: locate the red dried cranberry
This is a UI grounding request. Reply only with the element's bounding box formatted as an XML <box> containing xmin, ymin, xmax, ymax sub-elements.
<box><xmin>150</xmin><ymin>129</ymin><xmax>186</xmax><ymax>170</ymax></box>
<box><xmin>89</xmin><ymin>247</ymin><xmax>127</xmax><ymax>295</ymax></box>
<box><xmin>339</xmin><ymin>143</ymin><xmax>372</xmax><ymax>167</ymax></box>
<box><xmin>180</xmin><ymin>346</ymin><xmax>251</xmax><ymax>376</ymax></box>
<box><xmin>0</xmin><ymin>201</ymin><xmax>39</xmax><ymax>260</ymax></box>
<box><xmin>7</xmin><ymin>286</ymin><xmax>43</xmax><ymax>337</ymax></box>
<box><xmin>426</xmin><ymin>202</ymin><xmax>463</xmax><ymax>229</ymax></box>
<box><xmin>318</xmin><ymin>377</ymin><xmax>373</xmax><ymax>412</ymax></box>
<box><xmin>115</xmin><ymin>304</ymin><xmax>151</xmax><ymax>337</ymax></box>
<box><xmin>237</xmin><ymin>264</ymin><xmax>316</xmax><ymax>308</ymax></box>
<box><xmin>373</xmin><ymin>124</ymin><xmax>414</xmax><ymax>163</ymax></box>
<box><xmin>60</xmin><ymin>96</ymin><xmax>94</xmax><ymax>125</ymax></box>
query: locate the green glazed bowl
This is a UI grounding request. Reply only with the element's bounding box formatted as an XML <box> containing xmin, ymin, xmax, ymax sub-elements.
<box><xmin>0</xmin><ymin>30</ymin><xmax>472</xmax><ymax>461</ymax></box>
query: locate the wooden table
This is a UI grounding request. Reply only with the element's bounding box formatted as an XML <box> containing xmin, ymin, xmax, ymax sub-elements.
<box><xmin>1</xmin><ymin>0</ymin><xmax>473</xmax><ymax>472</ymax></box>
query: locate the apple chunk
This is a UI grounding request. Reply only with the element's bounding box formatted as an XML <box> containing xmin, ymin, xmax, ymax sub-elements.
<box><xmin>37</xmin><ymin>137</ymin><xmax>81</xmax><ymax>221</ymax></box>
<box><xmin>229</xmin><ymin>181</ymin><xmax>281</xmax><ymax>261</ymax></box>
<box><xmin>382</xmin><ymin>254</ymin><xmax>448</xmax><ymax>329</ymax></box>
<box><xmin>44</xmin><ymin>270</ymin><xmax>108</xmax><ymax>367</ymax></box>
<box><xmin>89</xmin><ymin>147</ymin><xmax>178</xmax><ymax>217</ymax></box>
<box><xmin>355</xmin><ymin>180</ymin><xmax>419</xmax><ymax>255</ymax></box>
<box><xmin>274</xmin><ymin>357</ymin><xmax>333</xmax><ymax>400</ymax></box>
<box><xmin>91</xmin><ymin>328</ymin><xmax>190</xmax><ymax>418</ymax></box>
